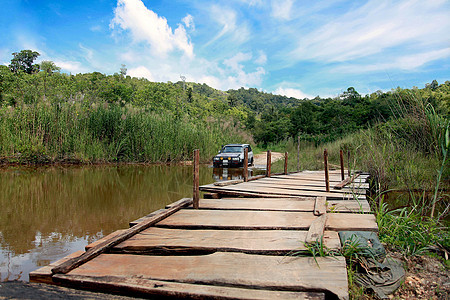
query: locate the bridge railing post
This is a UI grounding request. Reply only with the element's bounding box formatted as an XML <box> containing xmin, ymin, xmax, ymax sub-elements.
<box><xmin>284</xmin><ymin>152</ymin><xmax>288</xmax><ymax>175</ymax></box>
<box><xmin>340</xmin><ymin>149</ymin><xmax>345</xmax><ymax>180</ymax></box>
<box><xmin>266</xmin><ymin>150</ymin><xmax>271</xmax><ymax>177</ymax></box>
<box><xmin>193</xmin><ymin>149</ymin><xmax>200</xmax><ymax>209</ymax></box>
<box><xmin>243</xmin><ymin>147</ymin><xmax>248</xmax><ymax>182</ymax></box>
<box><xmin>324</xmin><ymin>149</ymin><xmax>330</xmax><ymax>192</ymax></box>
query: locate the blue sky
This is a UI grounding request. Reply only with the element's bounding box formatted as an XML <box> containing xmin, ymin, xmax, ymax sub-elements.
<box><xmin>1</xmin><ymin>0</ymin><xmax>449</xmax><ymax>98</ymax></box>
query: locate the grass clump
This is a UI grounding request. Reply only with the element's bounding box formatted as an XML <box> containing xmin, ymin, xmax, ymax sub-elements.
<box><xmin>0</xmin><ymin>102</ymin><xmax>248</xmax><ymax>163</ymax></box>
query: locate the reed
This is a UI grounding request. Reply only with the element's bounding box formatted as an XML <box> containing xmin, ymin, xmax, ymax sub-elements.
<box><xmin>0</xmin><ymin>102</ymin><xmax>245</xmax><ymax>163</ymax></box>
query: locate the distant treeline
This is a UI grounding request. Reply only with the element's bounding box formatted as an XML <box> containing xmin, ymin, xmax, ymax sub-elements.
<box><xmin>0</xmin><ymin>50</ymin><xmax>449</xmax><ymax>162</ymax></box>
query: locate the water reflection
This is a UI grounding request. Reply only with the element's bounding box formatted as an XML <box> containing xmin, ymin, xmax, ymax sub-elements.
<box><xmin>0</xmin><ymin>165</ymin><xmax>213</xmax><ymax>281</ymax></box>
<box><xmin>212</xmin><ymin>167</ymin><xmax>265</xmax><ymax>181</ymax></box>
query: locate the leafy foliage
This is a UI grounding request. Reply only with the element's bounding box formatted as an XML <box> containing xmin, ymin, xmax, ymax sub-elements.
<box><xmin>9</xmin><ymin>50</ymin><xmax>40</xmax><ymax>74</ymax></box>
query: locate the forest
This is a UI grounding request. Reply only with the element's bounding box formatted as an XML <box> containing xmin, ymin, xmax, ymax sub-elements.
<box><xmin>2</xmin><ymin>50</ymin><xmax>448</xmax><ymax>164</ymax></box>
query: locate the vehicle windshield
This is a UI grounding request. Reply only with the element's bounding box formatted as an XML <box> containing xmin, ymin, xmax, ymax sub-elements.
<box><xmin>221</xmin><ymin>146</ymin><xmax>243</xmax><ymax>153</ymax></box>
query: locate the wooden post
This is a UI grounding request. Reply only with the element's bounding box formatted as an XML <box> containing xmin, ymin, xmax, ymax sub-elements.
<box><xmin>347</xmin><ymin>149</ymin><xmax>351</xmax><ymax>177</ymax></box>
<box><xmin>324</xmin><ymin>149</ymin><xmax>330</xmax><ymax>192</ymax></box>
<box><xmin>193</xmin><ymin>149</ymin><xmax>200</xmax><ymax>209</ymax></box>
<box><xmin>266</xmin><ymin>150</ymin><xmax>271</xmax><ymax>177</ymax></box>
<box><xmin>340</xmin><ymin>149</ymin><xmax>345</xmax><ymax>180</ymax></box>
<box><xmin>243</xmin><ymin>147</ymin><xmax>248</xmax><ymax>182</ymax></box>
<box><xmin>297</xmin><ymin>135</ymin><xmax>300</xmax><ymax>172</ymax></box>
<box><xmin>284</xmin><ymin>152</ymin><xmax>288</xmax><ymax>175</ymax></box>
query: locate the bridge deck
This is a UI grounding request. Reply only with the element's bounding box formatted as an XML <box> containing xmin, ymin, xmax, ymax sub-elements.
<box><xmin>30</xmin><ymin>170</ymin><xmax>376</xmax><ymax>300</ymax></box>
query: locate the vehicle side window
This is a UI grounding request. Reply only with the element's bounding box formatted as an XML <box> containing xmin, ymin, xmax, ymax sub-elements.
<box><xmin>248</xmin><ymin>145</ymin><xmax>252</xmax><ymax>152</ymax></box>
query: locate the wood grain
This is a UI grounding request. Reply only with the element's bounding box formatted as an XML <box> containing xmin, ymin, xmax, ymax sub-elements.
<box><xmin>51</xmin><ymin>198</ymin><xmax>193</xmax><ymax>275</ymax></box>
<box><xmin>156</xmin><ymin>209</ymin><xmax>378</xmax><ymax>232</ymax></box>
<box><xmin>53</xmin><ymin>274</ymin><xmax>326</xmax><ymax>300</ymax></box>
<box><xmin>66</xmin><ymin>252</ymin><xmax>348</xmax><ymax>299</ymax></box>
<box><xmin>113</xmin><ymin>227</ymin><xmax>341</xmax><ymax>254</ymax></box>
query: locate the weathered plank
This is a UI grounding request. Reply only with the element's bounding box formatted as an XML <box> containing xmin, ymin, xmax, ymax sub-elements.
<box><xmin>334</xmin><ymin>173</ymin><xmax>361</xmax><ymax>189</ymax></box>
<box><xmin>53</xmin><ymin>274</ymin><xmax>325</xmax><ymax>300</ymax></box>
<box><xmin>238</xmin><ymin>181</ymin><xmax>367</xmax><ymax>195</ymax></box>
<box><xmin>113</xmin><ymin>227</ymin><xmax>340</xmax><ymax>254</ymax></box>
<box><xmin>200</xmin><ymin>183</ymin><xmax>365</xmax><ymax>200</ymax></box>
<box><xmin>65</xmin><ymin>252</ymin><xmax>348</xmax><ymax>299</ymax></box>
<box><xmin>156</xmin><ymin>209</ymin><xmax>378</xmax><ymax>232</ymax></box>
<box><xmin>249</xmin><ymin>177</ymin><xmax>369</xmax><ymax>191</ymax></box>
<box><xmin>327</xmin><ymin>213</ymin><xmax>378</xmax><ymax>232</ymax></box>
<box><xmin>327</xmin><ymin>199</ymin><xmax>371</xmax><ymax>213</ymax></box>
<box><xmin>85</xmin><ymin>230</ymin><xmax>127</xmax><ymax>250</ymax></box>
<box><xmin>129</xmin><ymin>208</ymin><xmax>166</xmax><ymax>227</ymax></box>
<box><xmin>305</xmin><ymin>214</ymin><xmax>327</xmax><ymax>244</ymax></box>
<box><xmin>196</xmin><ymin>197</ymin><xmax>316</xmax><ymax>211</ymax></box>
<box><xmin>29</xmin><ymin>250</ymin><xmax>85</xmax><ymax>284</ymax></box>
<box><xmin>51</xmin><ymin>198</ymin><xmax>193</xmax><ymax>275</ymax></box>
<box><xmin>314</xmin><ymin>197</ymin><xmax>327</xmax><ymax>216</ymax></box>
<box><xmin>180</xmin><ymin>198</ymin><xmax>371</xmax><ymax>213</ymax></box>
<box><xmin>214</xmin><ymin>179</ymin><xmax>244</xmax><ymax>186</ymax></box>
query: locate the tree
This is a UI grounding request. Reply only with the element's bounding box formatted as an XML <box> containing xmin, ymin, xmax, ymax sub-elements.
<box><xmin>120</xmin><ymin>64</ymin><xmax>127</xmax><ymax>77</ymax></box>
<box><xmin>40</xmin><ymin>60</ymin><xmax>60</xmax><ymax>74</ymax></box>
<box><xmin>40</xmin><ymin>61</ymin><xmax>60</xmax><ymax>97</ymax></box>
<box><xmin>9</xmin><ymin>50</ymin><xmax>40</xmax><ymax>74</ymax></box>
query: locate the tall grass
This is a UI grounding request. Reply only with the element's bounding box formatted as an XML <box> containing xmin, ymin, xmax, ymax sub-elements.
<box><xmin>0</xmin><ymin>102</ymin><xmax>245</xmax><ymax>163</ymax></box>
<box><xmin>269</xmin><ymin>93</ymin><xmax>449</xmax><ymax>258</ymax></box>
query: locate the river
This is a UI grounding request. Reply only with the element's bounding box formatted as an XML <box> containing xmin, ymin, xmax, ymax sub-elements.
<box><xmin>0</xmin><ymin>164</ymin><xmax>265</xmax><ymax>281</ymax></box>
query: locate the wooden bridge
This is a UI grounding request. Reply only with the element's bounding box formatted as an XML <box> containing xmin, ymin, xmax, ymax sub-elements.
<box><xmin>30</xmin><ymin>153</ymin><xmax>377</xmax><ymax>299</ymax></box>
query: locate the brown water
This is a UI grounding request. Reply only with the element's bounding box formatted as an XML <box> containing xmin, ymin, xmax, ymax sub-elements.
<box><xmin>0</xmin><ymin>164</ymin><xmax>221</xmax><ymax>281</ymax></box>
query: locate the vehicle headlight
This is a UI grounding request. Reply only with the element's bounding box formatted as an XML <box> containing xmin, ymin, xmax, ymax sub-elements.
<box><xmin>232</xmin><ymin>157</ymin><xmax>240</xmax><ymax>161</ymax></box>
<box><xmin>214</xmin><ymin>157</ymin><xmax>220</xmax><ymax>161</ymax></box>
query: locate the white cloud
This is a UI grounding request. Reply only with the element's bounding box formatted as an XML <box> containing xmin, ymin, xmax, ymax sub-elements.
<box><xmin>271</xmin><ymin>0</ymin><xmax>294</xmax><ymax>20</ymax></box>
<box><xmin>290</xmin><ymin>0</ymin><xmax>450</xmax><ymax>63</ymax></box>
<box><xmin>206</xmin><ymin>5</ymin><xmax>250</xmax><ymax>46</ymax></box>
<box><xmin>53</xmin><ymin>60</ymin><xmax>87</xmax><ymax>74</ymax></box>
<box><xmin>111</xmin><ymin>0</ymin><xmax>193</xmax><ymax>58</ymax></box>
<box><xmin>274</xmin><ymin>87</ymin><xmax>312</xmax><ymax>99</ymax></box>
<box><xmin>90</xmin><ymin>25</ymin><xmax>102</xmax><ymax>32</ymax></box>
<box><xmin>224</xmin><ymin>52</ymin><xmax>252</xmax><ymax>71</ymax></box>
<box><xmin>182</xmin><ymin>14</ymin><xmax>195</xmax><ymax>30</ymax></box>
<box><xmin>128</xmin><ymin>66</ymin><xmax>154</xmax><ymax>80</ymax></box>
<box><xmin>255</xmin><ymin>50</ymin><xmax>267</xmax><ymax>65</ymax></box>
<box><xmin>332</xmin><ymin>47</ymin><xmax>450</xmax><ymax>74</ymax></box>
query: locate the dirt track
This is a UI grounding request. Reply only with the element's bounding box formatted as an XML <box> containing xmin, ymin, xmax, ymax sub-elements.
<box><xmin>252</xmin><ymin>151</ymin><xmax>284</xmax><ymax>166</ymax></box>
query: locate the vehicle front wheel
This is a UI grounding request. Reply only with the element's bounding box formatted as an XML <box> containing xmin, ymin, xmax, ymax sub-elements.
<box><xmin>250</xmin><ymin>157</ymin><xmax>254</xmax><ymax>166</ymax></box>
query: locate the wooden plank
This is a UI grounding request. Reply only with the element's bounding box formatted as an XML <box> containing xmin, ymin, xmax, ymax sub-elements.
<box><xmin>53</xmin><ymin>274</ymin><xmax>325</xmax><ymax>300</ymax></box>
<box><xmin>240</xmin><ymin>182</ymin><xmax>366</xmax><ymax>196</ymax></box>
<box><xmin>157</xmin><ymin>209</ymin><xmax>316</xmax><ymax>230</ymax></box>
<box><xmin>29</xmin><ymin>250</ymin><xmax>85</xmax><ymax>284</ymax></box>
<box><xmin>214</xmin><ymin>179</ymin><xmax>244</xmax><ymax>186</ymax></box>
<box><xmin>85</xmin><ymin>230</ymin><xmax>126</xmax><ymax>250</ymax></box>
<box><xmin>334</xmin><ymin>173</ymin><xmax>360</xmax><ymax>189</ymax></box>
<box><xmin>51</xmin><ymin>198</ymin><xmax>193</xmax><ymax>275</ymax></box>
<box><xmin>129</xmin><ymin>208</ymin><xmax>166</xmax><ymax>227</ymax></box>
<box><xmin>65</xmin><ymin>252</ymin><xmax>349</xmax><ymax>299</ymax></box>
<box><xmin>113</xmin><ymin>227</ymin><xmax>341</xmax><ymax>254</ymax></box>
<box><xmin>200</xmin><ymin>183</ymin><xmax>365</xmax><ymax>200</ymax></box>
<box><xmin>156</xmin><ymin>209</ymin><xmax>378</xmax><ymax>231</ymax></box>
<box><xmin>305</xmin><ymin>214</ymin><xmax>327</xmax><ymax>243</ymax></box>
<box><xmin>240</xmin><ymin>181</ymin><xmax>367</xmax><ymax>195</ymax></box>
<box><xmin>327</xmin><ymin>213</ymin><xmax>378</xmax><ymax>232</ymax></box>
<box><xmin>314</xmin><ymin>197</ymin><xmax>327</xmax><ymax>216</ymax></box>
<box><xmin>196</xmin><ymin>198</ymin><xmax>316</xmax><ymax>211</ymax></box>
<box><xmin>182</xmin><ymin>198</ymin><xmax>371</xmax><ymax>213</ymax></box>
<box><xmin>247</xmin><ymin>177</ymin><xmax>369</xmax><ymax>191</ymax></box>
<box><xmin>327</xmin><ymin>200</ymin><xmax>371</xmax><ymax>213</ymax></box>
